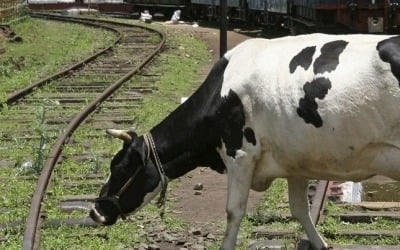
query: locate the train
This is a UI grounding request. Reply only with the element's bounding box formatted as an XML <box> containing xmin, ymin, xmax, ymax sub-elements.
<box><xmin>28</xmin><ymin>0</ymin><xmax>400</xmax><ymax>33</ymax></box>
<box><xmin>121</xmin><ymin>0</ymin><xmax>400</xmax><ymax>33</ymax></box>
<box><xmin>191</xmin><ymin>0</ymin><xmax>400</xmax><ymax>33</ymax></box>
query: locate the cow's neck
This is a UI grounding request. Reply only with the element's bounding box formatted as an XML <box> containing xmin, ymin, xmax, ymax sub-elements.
<box><xmin>149</xmin><ymin>58</ymin><xmax>229</xmax><ymax>179</ymax></box>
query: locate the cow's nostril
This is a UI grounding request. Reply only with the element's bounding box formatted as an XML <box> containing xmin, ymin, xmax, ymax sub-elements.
<box><xmin>89</xmin><ymin>203</ymin><xmax>119</xmax><ymax>226</ymax></box>
<box><xmin>89</xmin><ymin>205</ymin><xmax>106</xmax><ymax>225</ymax></box>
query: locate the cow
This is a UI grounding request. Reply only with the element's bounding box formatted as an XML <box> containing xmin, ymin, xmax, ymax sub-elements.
<box><xmin>90</xmin><ymin>33</ymin><xmax>400</xmax><ymax>250</ymax></box>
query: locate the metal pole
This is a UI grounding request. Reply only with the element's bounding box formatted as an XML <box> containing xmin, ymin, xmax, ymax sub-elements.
<box><xmin>220</xmin><ymin>0</ymin><xmax>227</xmax><ymax>58</ymax></box>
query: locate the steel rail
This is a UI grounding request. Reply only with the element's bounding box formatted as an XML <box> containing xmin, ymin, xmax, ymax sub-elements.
<box><xmin>22</xmin><ymin>14</ymin><xmax>166</xmax><ymax>250</ymax></box>
<box><xmin>4</xmin><ymin>13</ymin><xmax>122</xmax><ymax>106</ymax></box>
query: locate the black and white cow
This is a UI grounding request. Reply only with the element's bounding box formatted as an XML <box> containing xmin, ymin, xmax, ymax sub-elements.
<box><xmin>90</xmin><ymin>34</ymin><xmax>400</xmax><ymax>250</ymax></box>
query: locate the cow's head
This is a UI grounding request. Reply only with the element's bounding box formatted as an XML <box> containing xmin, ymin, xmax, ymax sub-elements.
<box><xmin>89</xmin><ymin>129</ymin><xmax>162</xmax><ymax>225</ymax></box>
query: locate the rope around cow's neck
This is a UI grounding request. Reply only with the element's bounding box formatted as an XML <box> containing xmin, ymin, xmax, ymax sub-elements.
<box><xmin>143</xmin><ymin>133</ymin><xmax>168</xmax><ymax>218</ymax></box>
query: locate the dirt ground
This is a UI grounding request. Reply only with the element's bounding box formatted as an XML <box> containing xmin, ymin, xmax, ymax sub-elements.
<box><xmin>161</xmin><ymin>22</ymin><xmax>264</xmax><ymax>234</ymax></box>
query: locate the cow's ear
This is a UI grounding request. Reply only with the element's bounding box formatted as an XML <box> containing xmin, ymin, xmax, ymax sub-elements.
<box><xmin>106</xmin><ymin>129</ymin><xmax>137</xmax><ymax>142</ymax></box>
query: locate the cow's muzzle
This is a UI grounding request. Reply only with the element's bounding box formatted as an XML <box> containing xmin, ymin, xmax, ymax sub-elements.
<box><xmin>89</xmin><ymin>203</ymin><xmax>118</xmax><ymax>226</ymax></box>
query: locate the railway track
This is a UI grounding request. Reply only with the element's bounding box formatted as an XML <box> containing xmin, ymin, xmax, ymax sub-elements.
<box><xmin>0</xmin><ymin>13</ymin><xmax>165</xmax><ymax>249</ymax></box>
<box><xmin>248</xmin><ymin>180</ymin><xmax>400</xmax><ymax>250</ymax></box>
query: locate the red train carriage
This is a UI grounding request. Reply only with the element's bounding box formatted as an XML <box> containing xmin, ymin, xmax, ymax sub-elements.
<box><xmin>289</xmin><ymin>0</ymin><xmax>400</xmax><ymax>33</ymax></box>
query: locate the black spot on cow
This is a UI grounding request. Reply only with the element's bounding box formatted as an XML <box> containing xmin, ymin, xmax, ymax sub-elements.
<box><xmin>150</xmin><ymin>55</ymin><xmax>251</xmax><ymax>177</ymax></box>
<box><xmin>377</xmin><ymin>36</ymin><xmax>400</xmax><ymax>86</ymax></box>
<box><xmin>244</xmin><ymin>127</ymin><xmax>256</xmax><ymax>146</ymax></box>
<box><xmin>297</xmin><ymin>77</ymin><xmax>332</xmax><ymax>128</ymax></box>
<box><xmin>313</xmin><ymin>40</ymin><xmax>348</xmax><ymax>74</ymax></box>
<box><xmin>219</xmin><ymin>89</ymin><xmax>247</xmax><ymax>158</ymax></box>
<box><xmin>289</xmin><ymin>46</ymin><xmax>316</xmax><ymax>73</ymax></box>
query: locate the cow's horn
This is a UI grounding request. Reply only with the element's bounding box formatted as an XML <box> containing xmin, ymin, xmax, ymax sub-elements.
<box><xmin>106</xmin><ymin>129</ymin><xmax>132</xmax><ymax>142</ymax></box>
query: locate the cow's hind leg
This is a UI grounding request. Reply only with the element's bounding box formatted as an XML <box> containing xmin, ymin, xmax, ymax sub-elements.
<box><xmin>288</xmin><ymin>177</ymin><xmax>328</xmax><ymax>250</ymax></box>
<box><xmin>220</xmin><ymin>154</ymin><xmax>254</xmax><ymax>250</ymax></box>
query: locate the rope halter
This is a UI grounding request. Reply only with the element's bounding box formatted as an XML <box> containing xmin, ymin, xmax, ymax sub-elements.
<box><xmin>95</xmin><ymin>132</ymin><xmax>168</xmax><ymax>220</ymax></box>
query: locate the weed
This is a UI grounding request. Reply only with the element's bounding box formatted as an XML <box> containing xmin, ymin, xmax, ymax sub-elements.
<box><xmin>17</xmin><ymin>101</ymin><xmax>50</xmax><ymax>176</ymax></box>
<box><xmin>89</xmin><ymin>152</ymin><xmax>101</xmax><ymax>174</ymax></box>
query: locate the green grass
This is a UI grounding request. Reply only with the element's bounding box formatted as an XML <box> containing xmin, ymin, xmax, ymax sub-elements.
<box><xmin>319</xmin><ymin>202</ymin><xmax>400</xmax><ymax>246</ymax></box>
<box><xmin>130</xmin><ymin>33</ymin><xmax>210</xmax><ymax>133</ymax></box>
<box><xmin>246</xmin><ymin>181</ymin><xmax>400</xmax><ymax>248</ymax></box>
<box><xmin>204</xmin><ymin>179</ymin><xmax>302</xmax><ymax>249</ymax></box>
<box><xmin>0</xmin><ymin>17</ymin><xmax>115</xmax><ymax>102</ymax></box>
<box><xmin>0</xmin><ymin>18</ymin><xmax>212</xmax><ymax>249</ymax></box>
<box><xmin>0</xmin><ymin>17</ymin><xmax>116</xmax><ymax>249</ymax></box>
<box><xmin>238</xmin><ymin>179</ymin><xmax>301</xmax><ymax>249</ymax></box>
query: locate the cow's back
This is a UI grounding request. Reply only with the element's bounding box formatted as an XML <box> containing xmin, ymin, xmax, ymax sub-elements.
<box><xmin>221</xmin><ymin>34</ymin><xmax>400</xmax><ymax>180</ymax></box>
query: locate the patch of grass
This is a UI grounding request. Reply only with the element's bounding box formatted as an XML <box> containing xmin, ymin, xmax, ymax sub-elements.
<box><xmin>256</xmin><ymin>179</ymin><xmax>289</xmax><ymax>215</ymax></box>
<box><xmin>0</xmin><ymin>17</ymin><xmax>116</xmax><ymax>249</ymax></box>
<box><xmin>0</xmin><ymin>17</ymin><xmax>115</xmax><ymax>101</ymax></box>
<box><xmin>243</xmin><ymin>179</ymin><xmax>301</xmax><ymax>249</ymax></box>
<box><xmin>130</xmin><ymin>33</ymin><xmax>210</xmax><ymax>133</ymax></box>
<box><xmin>320</xmin><ymin>202</ymin><xmax>400</xmax><ymax>246</ymax></box>
<box><xmin>146</xmin><ymin>33</ymin><xmax>162</xmax><ymax>44</ymax></box>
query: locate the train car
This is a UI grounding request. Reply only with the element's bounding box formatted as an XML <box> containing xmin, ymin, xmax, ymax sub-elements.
<box><xmin>83</xmin><ymin>0</ymin><xmax>134</xmax><ymax>13</ymax></box>
<box><xmin>28</xmin><ymin>0</ymin><xmax>76</xmax><ymax>11</ymax></box>
<box><xmin>190</xmin><ymin>0</ymin><xmax>243</xmax><ymax>21</ymax></box>
<box><xmin>289</xmin><ymin>0</ymin><xmax>400</xmax><ymax>33</ymax></box>
<box><xmin>187</xmin><ymin>0</ymin><xmax>400</xmax><ymax>33</ymax></box>
<box><xmin>27</xmin><ymin>0</ymin><xmax>400</xmax><ymax>33</ymax></box>
<box><xmin>247</xmin><ymin>0</ymin><xmax>288</xmax><ymax>27</ymax></box>
<box><xmin>123</xmin><ymin>0</ymin><xmax>188</xmax><ymax>19</ymax></box>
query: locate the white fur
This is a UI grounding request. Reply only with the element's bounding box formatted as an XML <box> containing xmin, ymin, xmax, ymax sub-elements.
<box><xmin>217</xmin><ymin>34</ymin><xmax>400</xmax><ymax>250</ymax></box>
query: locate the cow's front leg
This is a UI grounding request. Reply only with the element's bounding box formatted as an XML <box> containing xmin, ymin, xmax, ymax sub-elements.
<box><xmin>288</xmin><ymin>177</ymin><xmax>328</xmax><ymax>250</ymax></box>
<box><xmin>220</xmin><ymin>155</ymin><xmax>254</xmax><ymax>250</ymax></box>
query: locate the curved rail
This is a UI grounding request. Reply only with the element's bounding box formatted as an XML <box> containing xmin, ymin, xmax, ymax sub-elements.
<box><xmin>4</xmin><ymin>13</ymin><xmax>123</xmax><ymax>106</ymax></box>
<box><xmin>21</xmin><ymin>13</ymin><xmax>166</xmax><ymax>250</ymax></box>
